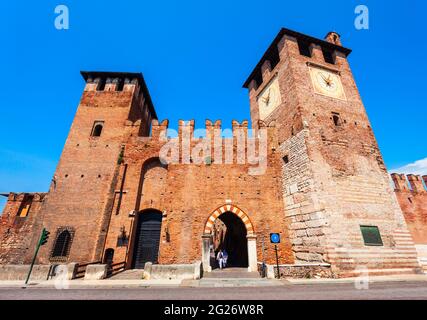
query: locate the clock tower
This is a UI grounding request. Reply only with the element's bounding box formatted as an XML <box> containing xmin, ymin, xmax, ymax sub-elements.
<box><xmin>244</xmin><ymin>29</ymin><xmax>421</xmax><ymax>276</ymax></box>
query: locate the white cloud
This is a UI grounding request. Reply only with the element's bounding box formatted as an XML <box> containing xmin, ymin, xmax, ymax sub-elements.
<box><xmin>390</xmin><ymin>157</ymin><xmax>427</xmax><ymax>176</ymax></box>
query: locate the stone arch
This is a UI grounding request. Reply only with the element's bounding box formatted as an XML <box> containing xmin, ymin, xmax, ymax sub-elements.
<box><xmin>135</xmin><ymin>157</ymin><xmax>168</xmax><ymax>212</ymax></box>
<box><xmin>203</xmin><ymin>204</ymin><xmax>254</xmax><ymax>235</ymax></box>
<box><xmin>202</xmin><ymin>204</ymin><xmax>257</xmax><ymax>272</ymax></box>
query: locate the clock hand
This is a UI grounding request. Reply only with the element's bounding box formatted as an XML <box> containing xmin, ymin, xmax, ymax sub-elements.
<box><xmin>265</xmin><ymin>90</ymin><xmax>271</xmax><ymax>104</ymax></box>
<box><xmin>320</xmin><ymin>72</ymin><xmax>331</xmax><ymax>80</ymax></box>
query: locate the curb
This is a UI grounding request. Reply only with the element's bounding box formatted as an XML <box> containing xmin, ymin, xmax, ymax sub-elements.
<box><xmin>286</xmin><ymin>275</ymin><xmax>427</xmax><ymax>285</ymax></box>
<box><xmin>0</xmin><ymin>279</ymin><xmax>183</xmax><ymax>289</ymax></box>
<box><xmin>1</xmin><ymin>275</ymin><xmax>426</xmax><ymax>289</ymax></box>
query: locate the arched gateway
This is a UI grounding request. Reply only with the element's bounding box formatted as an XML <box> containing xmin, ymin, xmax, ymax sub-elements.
<box><xmin>201</xmin><ymin>204</ymin><xmax>257</xmax><ymax>272</ymax></box>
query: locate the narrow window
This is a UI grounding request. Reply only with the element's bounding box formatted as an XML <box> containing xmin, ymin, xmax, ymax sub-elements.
<box><xmin>322</xmin><ymin>48</ymin><xmax>336</xmax><ymax>64</ymax></box>
<box><xmin>51</xmin><ymin>229</ymin><xmax>73</xmax><ymax>260</ymax></box>
<box><xmin>91</xmin><ymin>121</ymin><xmax>104</xmax><ymax>137</ymax></box>
<box><xmin>283</xmin><ymin>155</ymin><xmax>289</xmax><ymax>164</ymax></box>
<box><xmin>298</xmin><ymin>40</ymin><xmax>312</xmax><ymax>57</ymax></box>
<box><xmin>332</xmin><ymin>113</ymin><xmax>341</xmax><ymax>127</ymax></box>
<box><xmin>103</xmin><ymin>249</ymin><xmax>115</xmax><ymax>277</ymax></box>
<box><xmin>103</xmin><ymin>248</ymin><xmax>115</xmax><ymax>265</ymax></box>
<box><xmin>360</xmin><ymin>226</ymin><xmax>383</xmax><ymax>246</ymax></box>
<box><xmin>19</xmin><ymin>204</ymin><xmax>30</xmax><ymax>218</ymax></box>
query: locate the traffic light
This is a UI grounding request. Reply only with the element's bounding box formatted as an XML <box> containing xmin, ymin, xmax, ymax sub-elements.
<box><xmin>40</xmin><ymin>228</ymin><xmax>50</xmax><ymax>246</ymax></box>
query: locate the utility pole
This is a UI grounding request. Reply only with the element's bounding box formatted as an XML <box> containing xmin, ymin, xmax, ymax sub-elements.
<box><xmin>274</xmin><ymin>244</ymin><xmax>280</xmax><ymax>279</ymax></box>
<box><xmin>270</xmin><ymin>233</ymin><xmax>281</xmax><ymax>279</ymax></box>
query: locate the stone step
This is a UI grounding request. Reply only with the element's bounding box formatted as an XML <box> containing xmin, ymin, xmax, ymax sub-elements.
<box><xmin>108</xmin><ymin>269</ymin><xmax>144</xmax><ymax>280</ymax></box>
<box><xmin>198</xmin><ymin>278</ymin><xmax>281</xmax><ymax>287</ymax></box>
<box><xmin>339</xmin><ymin>268</ymin><xmax>420</xmax><ymax>278</ymax></box>
<box><xmin>203</xmin><ymin>268</ymin><xmax>260</xmax><ymax>279</ymax></box>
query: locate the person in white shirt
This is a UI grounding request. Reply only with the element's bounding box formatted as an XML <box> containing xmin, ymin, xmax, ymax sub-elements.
<box><xmin>222</xmin><ymin>250</ymin><xmax>228</xmax><ymax>268</ymax></box>
<box><xmin>216</xmin><ymin>250</ymin><xmax>224</xmax><ymax>269</ymax></box>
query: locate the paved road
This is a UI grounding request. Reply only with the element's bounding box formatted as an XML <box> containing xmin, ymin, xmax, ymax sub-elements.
<box><xmin>1</xmin><ymin>281</ymin><xmax>427</xmax><ymax>300</ymax></box>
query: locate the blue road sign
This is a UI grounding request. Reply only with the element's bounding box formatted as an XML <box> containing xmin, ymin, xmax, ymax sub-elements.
<box><xmin>270</xmin><ymin>233</ymin><xmax>280</xmax><ymax>244</ymax></box>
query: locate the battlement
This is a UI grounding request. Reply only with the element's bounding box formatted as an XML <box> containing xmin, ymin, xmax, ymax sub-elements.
<box><xmin>82</xmin><ymin>71</ymin><xmax>140</xmax><ymax>92</ymax></box>
<box><xmin>0</xmin><ymin>192</ymin><xmax>46</xmax><ymax>223</ymax></box>
<box><xmin>243</xmin><ymin>28</ymin><xmax>352</xmax><ymax>90</ymax></box>
<box><xmin>4</xmin><ymin>192</ymin><xmax>46</xmax><ymax>202</ymax></box>
<box><xmin>391</xmin><ymin>173</ymin><xmax>427</xmax><ymax>193</ymax></box>
<box><xmin>148</xmin><ymin>119</ymin><xmax>268</xmax><ymax>141</ymax></box>
<box><xmin>80</xmin><ymin>71</ymin><xmax>157</xmax><ymax>120</ymax></box>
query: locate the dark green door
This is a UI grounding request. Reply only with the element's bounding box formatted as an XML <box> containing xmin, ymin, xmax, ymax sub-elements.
<box><xmin>132</xmin><ymin>211</ymin><xmax>162</xmax><ymax>269</ymax></box>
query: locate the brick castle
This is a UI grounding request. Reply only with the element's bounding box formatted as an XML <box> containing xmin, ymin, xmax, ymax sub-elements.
<box><xmin>1</xmin><ymin>28</ymin><xmax>426</xmax><ymax>278</ymax></box>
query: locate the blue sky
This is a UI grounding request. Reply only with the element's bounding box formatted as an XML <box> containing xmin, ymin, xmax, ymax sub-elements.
<box><xmin>0</xmin><ymin>0</ymin><xmax>426</xmax><ymax>210</ymax></box>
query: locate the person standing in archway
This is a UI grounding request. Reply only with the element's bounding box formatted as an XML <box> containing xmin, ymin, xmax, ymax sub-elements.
<box><xmin>222</xmin><ymin>249</ymin><xmax>228</xmax><ymax>268</ymax></box>
<box><xmin>216</xmin><ymin>250</ymin><xmax>224</xmax><ymax>270</ymax></box>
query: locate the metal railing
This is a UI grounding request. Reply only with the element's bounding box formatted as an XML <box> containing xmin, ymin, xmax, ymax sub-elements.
<box><xmin>107</xmin><ymin>261</ymin><xmax>126</xmax><ymax>277</ymax></box>
<box><xmin>74</xmin><ymin>260</ymin><xmax>102</xmax><ymax>279</ymax></box>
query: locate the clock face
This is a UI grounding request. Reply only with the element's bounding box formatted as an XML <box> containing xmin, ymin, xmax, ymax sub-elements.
<box><xmin>257</xmin><ymin>77</ymin><xmax>282</xmax><ymax>120</ymax></box>
<box><xmin>309</xmin><ymin>67</ymin><xmax>346</xmax><ymax>100</ymax></box>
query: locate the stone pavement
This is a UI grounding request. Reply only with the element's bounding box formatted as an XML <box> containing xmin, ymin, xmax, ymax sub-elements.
<box><xmin>3</xmin><ymin>281</ymin><xmax>427</xmax><ymax>300</ymax></box>
<box><xmin>286</xmin><ymin>274</ymin><xmax>427</xmax><ymax>285</ymax></box>
<box><xmin>0</xmin><ymin>279</ymin><xmax>182</xmax><ymax>289</ymax></box>
<box><xmin>0</xmin><ymin>274</ymin><xmax>426</xmax><ymax>289</ymax></box>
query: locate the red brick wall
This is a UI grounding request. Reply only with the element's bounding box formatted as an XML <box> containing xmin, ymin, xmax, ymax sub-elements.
<box><xmin>20</xmin><ymin>74</ymin><xmax>154</xmax><ymax>265</ymax></box>
<box><xmin>0</xmin><ymin>31</ymin><xmax>425</xmax><ymax>278</ymax></box>
<box><xmin>245</xmin><ymin>30</ymin><xmax>421</xmax><ymax>275</ymax></box>
<box><xmin>103</xmin><ymin>123</ymin><xmax>294</xmax><ymax>267</ymax></box>
<box><xmin>393</xmin><ymin>174</ymin><xmax>427</xmax><ymax>244</ymax></box>
<box><xmin>0</xmin><ymin>193</ymin><xmax>46</xmax><ymax>264</ymax></box>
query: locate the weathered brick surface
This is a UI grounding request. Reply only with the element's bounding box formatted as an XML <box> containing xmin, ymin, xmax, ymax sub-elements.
<box><xmin>0</xmin><ymin>29</ymin><xmax>425</xmax><ymax>278</ymax></box>
<box><xmin>0</xmin><ymin>193</ymin><xmax>46</xmax><ymax>264</ymax></box>
<box><xmin>393</xmin><ymin>174</ymin><xmax>427</xmax><ymax>244</ymax></box>
<box><xmin>103</xmin><ymin>124</ymin><xmax>293</xmax><ymax>267</ymax></box>
<box><xmin>245</xmin><ymin>29</ymin><xmax>423</xmax><ymax>276</ymax></box>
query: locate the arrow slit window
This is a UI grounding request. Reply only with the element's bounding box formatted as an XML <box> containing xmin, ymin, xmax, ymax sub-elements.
<box><xmin>332</xmin><ymin>113</ymin><xmax>341</xmax><ymax>127</ymax></box>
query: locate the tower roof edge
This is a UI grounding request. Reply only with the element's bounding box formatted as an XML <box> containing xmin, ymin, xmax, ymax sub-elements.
<box><xmin>80</xmin><ymin>71</ymin><xmax>158</xmax><ymax>119</ymax></box>
<box><xmin>242</xmin><ymin>28</ymin><xmax>352</xmax><ymax>88</ymax></box>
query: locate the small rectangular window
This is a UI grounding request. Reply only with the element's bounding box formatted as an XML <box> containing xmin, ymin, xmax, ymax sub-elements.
<box><xmin>283</xmin><ymin>155</ymin><xmax>289</xmax><ymax>164</ymax></box>
<box><xmin>19</xmin><ymin>204</ymin><xmax>30</xmax><ymax>217</ymax></box>
<box><xmin>360</xmin><ymin>225</ymin><xmax>383</xmax><ymax>246</ymax></box>
<box><xmin>332</xmin><ymin>113</ymin><xmax>341</xmax><ymax>127</ymax></box>
<box><xmin>297</xmin><ymin>40</ymin><xmax>312</xmax><ymax>58</ymax></box>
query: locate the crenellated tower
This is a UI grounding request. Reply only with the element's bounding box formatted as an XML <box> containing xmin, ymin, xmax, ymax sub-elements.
<box><xmin>244</xmin><ymin>28</ymin><xmax>421</xmax><ymax>276</ymax></box>
<box><xmin>29</xmin><ymin>71</ymin><xmax>157</xmax><ymax>264</ymax></box>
